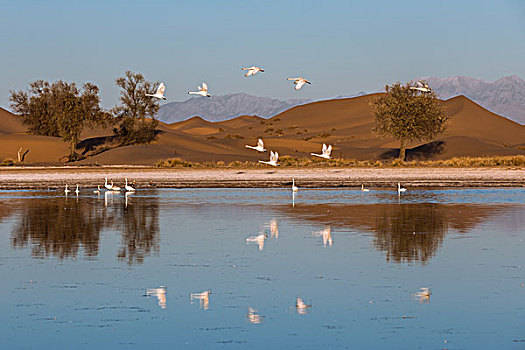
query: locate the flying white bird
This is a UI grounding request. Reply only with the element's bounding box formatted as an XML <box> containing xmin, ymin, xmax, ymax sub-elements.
<box><xmin>287</xmin><ymin>77</ymin><xmax>311</xmax><ymax>90</ymax></box>
<box><xmin>311</xmin><ymin>143</ymin><xmax>332</xmax><ymax>159</ymax></box>
<box><xmin>242</xmin><ymin>66</ymin><xmax>264</xmax><ymax>77</ymax></box>
<box><xmin>259</xmin><ymin>151</ymin><xmax>279</xmax><ymax>166</ymax></box>
<box><xmin>125</xmin><ymin>178</ymin><xmax>135</xmax><ymax>192</ymax></box>
<box><xmin>188</xmin><ymin>83</ymin><xmax>211</xmax><ymax>97</ymax></box>
<box><xmin>292</xmin><ymin>178</ymin><xmax>298</xmax><ymax>192</ymax></box>
<box><xmin>361</xmin><ymin>184</ymin><xmax>370</xmax><ymax>192</ymax></box>
<box><xmin>410</xmin><ymin>81</ymin><xmax>432</xmax><ymax>93</ymax></box>
<box><xmin>146</xmin><ymin>82</ymin><xmax>167</xmax><ymax>100</ymax></box>
<box><xmin>245</xmin><ymin>138</ymin><xmax>266</xmax><ymax>152</ymax></box>
<box><xmin>398</xmin><ymin>183</ymin><xmax>407</xmax><ymax>194</ymax></box>
<box><xmin>64</xmin><ymin>184</ymin><xmax>71</xmax><ymax>195</ymax></box>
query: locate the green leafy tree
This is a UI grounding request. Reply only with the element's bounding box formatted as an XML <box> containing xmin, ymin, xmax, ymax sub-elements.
<box><xmin>371</xmin><ymin>83</ymin><xmax>448</xmax><ymax>161</ymax></box>
<box><xmin>9</xmin><ymin>80</ymin><xmax>109</xmax><ymax>161</ymax></box>
<box><xmin>113</xmin><ymin>71</ymin><xmax>160</xmax><ymax>145</ymax></box>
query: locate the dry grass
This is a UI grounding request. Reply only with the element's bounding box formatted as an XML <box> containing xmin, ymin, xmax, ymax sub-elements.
<box><xmin>156</xmin><ymin>155</ymin><xmax>525</xmax><ymax>168</ymax></box>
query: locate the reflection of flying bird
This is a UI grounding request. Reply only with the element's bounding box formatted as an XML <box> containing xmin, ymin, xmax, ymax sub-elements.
<box><xmin>188</xmin><ymin>83</ymin><xmax>211</xmax><ymax>97</ymax></box>
<box><xmin>190</xmin><ymin>290</ymin><xmax>211</xmax><ymax>310</ymax></box>
<box><xmin>246</xmin><ymin>234</ymin><xmax>267</xmax><ymax>251</ymax></box>
<box><xmin>361</xmin><ymin>184</ymin><xmax>370</xmax><ymax>192</ymax></box>
<box><xmin>146</xmin><ymin>286</ymin><xmax>167</xmax><ymax>309</ymax></box>
<box><xmin>242</xmin><ymin>66</ymin><xmax>264</xmax><ymax>77</ymax></box>
<box><xmin>295</xmin><ymin>297</ymin><xmax>311</xmax><ymax>314</ymax></box>
<box><xmin>246</xmin><ymin>307</ymin><xmax>264</xmax><ymax>324</ymax></box>
<box><xmin>412</xmin><ymin>287</ymin><xmax>431</xmax><ymax>303</ymax></box>
<box><xmin>259</xmin><ymin>151</ymin><xmax>279</xmax><ymax>166</ymax></box>
<box><xmin>145</xmin><ymin>82</ymin><xmax>167</xmax><ymax>100</ymax></box>
<box><xmin>313</xmin><ymin>227</ymin><xmax>333</xmax><ymax>247</ymax></box>
<box><xmin>410</xmin><ymin>81</ymin><xmax>432</xmax><ymax>93</ymax></box>
<box><xmin>245</xmin><ymin>138</ymin><xmax>266</xmax><ymax>152</ymax></box>
<box><xmin>398</xmin><ymin>183</ymin><xmax>407</xmax><ymax>194</ymax></box>
<box><xmin>311</xmin><ymin>143</ymin><xmax>332</xmax><ymax>159</ymax></box>
<box><xmin>287</xmin><ymin>77</ymin><xmax>311</xmax><ymax>90</ymax></box>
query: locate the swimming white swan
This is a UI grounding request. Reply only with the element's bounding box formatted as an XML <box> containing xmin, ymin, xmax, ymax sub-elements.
<box><xmin>125</xmin><ymin>178</ymin><xmax>135</xmax><ymax>192</ymax></box>
<box><xmin>292</xmin><ymin>178</ymin><xmax>298</xmax><ymax>192</ymax></box>
<box><xmin>146</xmin><ymin>286</ymin><xmax>167</xmax><ymax>309</ymax></box>
<box><xmin>188</xmin><ymin>83</ymin><xmax>211</xmax><ymax>97</ymax></box>
<box><xmin>190</xmin><ymin>290</ymin><xmax>211</xmax><ymax>310</ymax></box>
<box><xmin>145</xmin><ymin>82</ymin><xmax>167</xmax><ymax>100</ymax></box>
<box><xmin>410</xmin><ymin>81</ymin><xmax>432</xmax><ymax>93</ymax></box>
<box><xmin>104</xmin><ymin>178</ymin><xmax>112</xmax><ymax>191</ymax></box>
<box><xmin>295</xmin><ymin>297</ymin><xmax>311</xmax><ymax>314</ymax></box>
<box><xmin>311</xmin><ymin>143</ymin><xmax>332</xmax><ymax>159</ymax></box>
<box><xmin>398</xmin><ymin>182</ymin><xmax>407</xmax><ymax>194</ymax></box>
<box><xmin>110</xmin><ymin>180</ymin><xmax>121</xmax><ymax>191</ymax></box>
<box><xmin>94</xmin><ymin>185</ymin><xmax>101</xmax><ymax>195</ymax></box>
<box><xmin>75</xmin><ymin>184</ymin><xmax>80</xmax><ymax>196</ymax></box>
<box><xmin>246</xmin><ymin>234</ymin><xmax>267</xmax><ymax>251</ymax></box>
<box><xmin>287</xmin><ymin>77</ymin><xmax>311</xmax><ymax>90</ymax></box>
<box><xmin>258</xmin><ymin>151</ymin><xmax>279</xmax><ymax>166</ymax></box>
<box><xmin>245</xmin><ymin>138</ymin><xmax>266</xmax><ymax>152</ymax></box>
<box><xmin>312</xmin><ymin>227</ymin><xmax>333</xmax><ymax>247</ymax></box>
<box><xmin>361</xmin><ymin>184</ymin><xmax>370</xmax><ymax>192</ymax></box>
<box><xmin>242</xmin><ymin>66</ymin><xmax>264</xmax><ymax>77</ymax></box>
<box><xmin>266</xmin><ymin>219</ymin><xmax>279</xmax><ymax>238</ymax></box>
<box><xmin>64</xmin><ymin>184</ymin><xmax>71</xmax><ymax>195</ymax></box>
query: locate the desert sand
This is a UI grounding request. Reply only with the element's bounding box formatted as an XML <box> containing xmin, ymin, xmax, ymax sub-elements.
<box><xmin>0</xmin><ymin>94</ymin><xmax>524</xmax><ymax>166</ymax></box>
<box><xmin>0</xmin><ymin>167</ymin><xmax>523</xmax><ymax>189</ymax></box>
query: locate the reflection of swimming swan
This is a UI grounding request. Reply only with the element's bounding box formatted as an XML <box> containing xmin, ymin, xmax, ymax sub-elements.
<box><xmin>94</xmin><ymin>185</ymin><xmax>101</xmax><ymax>195</ymax></box>
<box><xmin>246</xmin><ymin>234</ymin><xmax>267</xmax><ymax>251</ymax></box>
<box><xmin>292</xmin><ymin>178</ymin><xmax>298</xmax><ymax>192</ymax></box>
<box><xmin>361</xmin><ymin>184</ymin><xmax>369</xmax><ymax>192</ymax></box>
<box><xmin>146</xmin><ymin>286</ymin><xmax>167</xmax><ymax>308</ymax></box>
<box><xmin>104</xmin><ymin>190</ymin><xmax>113</xmax><ymax>206</ymax></box>
<box><xmin>259</xmin><ymin>151</ymin><xmax>279</xmax><ymax>166</ymax></box>
<box><xmin>64</xmin><ymin>184</ymin><xmax>71</xmax><ymax>195</ymax></box>
<box><xmin>125</xmin><ymin>191</ymin><xmax>132</xmax><ymax>207</ymax></box>
<box><xmin>190</xmin><ymin>290</ymin><xmax>211</xmax><ymax>310</ymax></box>
<box><xmin>412</xmin><ymin>287</ymin><xmax>431</xmax><ymax>303</ymax></box>
<box><xmin>398</xmin><ymin>183</ymin><xmax>407</xmax><ymax>194</ymax></box>
<box><xmin>245</xmin><ymin>138</ymin><xmax>266</xmax><ymax>152</ymax></box>
<box><xmin>296</xmin><ymin>297</ymin><xmax>311</xmax><ymax>314</ymax></box>
<box><xmin>266</xmin><ymin>219</ymin><xmax>279</xmax><ymax>238</ymax></box>
<box><xmin>312</xmin><ymin>227</ymin><xmax>332</xmax><ymax>247</ymax></box>
<box><xmin>246</xmin><ymin>307</ymin><xmax>263</xmax><ymax>324</ymax></box>
<box><xmin>125</xmin><ymin>178</ymin><xmax>135</xmax><ymax>192</ymax></box>
<box><xmin>311</xmin><ymin>143</ymin><xmax>332</xmax><ymax>159</ymax></box>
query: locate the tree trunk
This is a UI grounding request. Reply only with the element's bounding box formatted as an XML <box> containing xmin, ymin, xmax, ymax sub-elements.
<box><xmin>398</xmin><ymin>138</ymin><xmax>406</xmax><ymax>161</ymax></box>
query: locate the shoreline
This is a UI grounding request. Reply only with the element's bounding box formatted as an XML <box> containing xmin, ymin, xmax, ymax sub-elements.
<box><xmin>0</xmin><ymin>167</ymin><xmax>524</xmax><ymax>189</ymax></box>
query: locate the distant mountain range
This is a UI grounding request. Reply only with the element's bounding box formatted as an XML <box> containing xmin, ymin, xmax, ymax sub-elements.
<box><xmin>157</xmin><ymin>76</ymin><xmax>525</xmax><ymax>124</ymax></box>
<box><xmin>422</xmin><ymin>75</ymin><xmax>525</xmax><ymax>124</ymax></box>
<box><xmin>157</xmin><ymin>93</ymin><xmax>311</xmax><ymax>123</ymax></box>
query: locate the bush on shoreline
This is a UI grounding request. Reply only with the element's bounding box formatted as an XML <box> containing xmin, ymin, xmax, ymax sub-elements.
<box><xmin>155</xmin><ymin>155</ymin><xmax>525</xmax><ymax>168</ymax></box>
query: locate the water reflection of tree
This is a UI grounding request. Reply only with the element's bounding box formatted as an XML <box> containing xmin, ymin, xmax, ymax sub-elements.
<box><xmin>11</xmin><ymin>197</ymin><xmax>107</xmax><ymax>259</ymax></box>
<box><xmin>116</xmin><ymin>196</ymin><xmax>159</xmax><ymax>264</ymax></box>
<box><xmin>10</xmin><ymin>194</ymin><xmax>159</xmax><ymax>264</ymax></box>
<box><xmin>373</xmin><ymin>204</ymin><xmax>446</xmax><ymax>264</ymax></box>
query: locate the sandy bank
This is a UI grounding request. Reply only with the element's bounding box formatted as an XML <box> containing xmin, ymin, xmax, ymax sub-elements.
<box><xmin>0</xmin><ymin>167</ymin><xmax>524</xmax><ymax>189</ymax></box>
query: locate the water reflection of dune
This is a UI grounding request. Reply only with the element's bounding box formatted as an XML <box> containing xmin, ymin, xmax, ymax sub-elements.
<box><xmin>283</xmin><ymin>203</ymin><xmax>509</xmax><ymax>264</ymax></box>
<box><xmin>10</xmin><ymin>195</ymin><xmax>159</xmax><ymax>263</ymax></box>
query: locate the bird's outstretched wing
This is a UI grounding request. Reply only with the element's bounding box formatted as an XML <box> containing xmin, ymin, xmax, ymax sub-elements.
<box><xmin>326</xmin><ymin>145</ymin><xmax>332</xmax><ymax>155</ymax></box>
<box><xmin>257</xmin><ymin>139</ymin><xmax>264</xmax><ymax>148</ymax></box>
<box><xmin>201</xmin><ymin>82</ymin><xmax>208</xmax><ymax>91</ymax></box>
<box><xmin>157</xmin><ymin>83</ymin><xmax>165</xmax><ymax>95</ymax></box>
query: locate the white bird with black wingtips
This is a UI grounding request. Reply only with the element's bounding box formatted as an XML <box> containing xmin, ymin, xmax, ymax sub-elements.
<box><xmin>242</xmin><ymin>66</ymin><xmax>264</xmax><ymax>77</ymax></box>
<box><xmin>259</xmin><ymin>151</ymin><xmax>279</xmax><ymax>166</ymax></box>
<box><xmin>287</xmin><ymin>77</ymin><xmax>311</xmax><ymax>90</ymax></box>
<box><xmin>188</xmin><ymin>83</ymin><xmax>211</xmax><ymax>97</ymax></box>
<box><xmin>146</xmin><ymin>82</ymin><xmax>167</xmax><ymax>100</ymax></box>
<box><xmin>311</xmin><ymin>143</ymin><xmax>332</xmax><ymax>159</ymax></box>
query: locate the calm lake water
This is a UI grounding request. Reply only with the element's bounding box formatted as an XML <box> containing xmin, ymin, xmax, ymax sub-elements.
<box><xmin>1</xmin><ymin>188</ymin><xmax>524</xmax><ymax>349</ymax></box>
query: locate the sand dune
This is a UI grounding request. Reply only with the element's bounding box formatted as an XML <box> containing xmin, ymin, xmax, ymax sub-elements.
<box><xmin>0</xmin><ymin>94</ymin><xmax>524</xmax><ymax>165</ymax></box>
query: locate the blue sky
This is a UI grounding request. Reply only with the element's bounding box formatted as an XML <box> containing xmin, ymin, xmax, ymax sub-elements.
<box><xmin>1</xmin><ymin>0</ymin><xmax>524</xmax><ymax>109</ymax></box>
